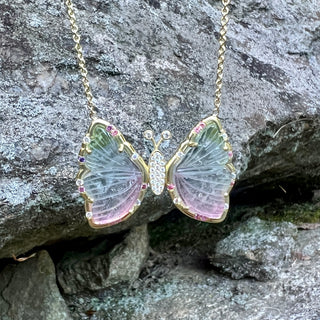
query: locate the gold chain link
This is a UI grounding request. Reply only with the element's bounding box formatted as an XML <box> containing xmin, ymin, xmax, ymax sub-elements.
<box><xmin>65</xmin><ymin>0</ymin><xmax>97</xmax><ymax>120</ymax></box>
<box><xmin>213</xmin><ymin>0</ymin><xmax>231</xmax><ymax>116</ymax></box>
<box><xmin>64</xmin><ymin>0</ymin><xmax>230</xmax><ymax>119</ymax></box>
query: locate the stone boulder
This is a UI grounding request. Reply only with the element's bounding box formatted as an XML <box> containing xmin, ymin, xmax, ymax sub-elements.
<box><xmin>57</xmin><ymin>224</ymin><xmax>149</xmax><ymax>294</ymax></box>
<box><xmin>0</xmin><ymin>250</ymin><xmax>72</xmax><ymax>320</ymax></box>
<box><xmin>0</xmin><ymin>0</ymin><xmax>319</xmax><ymax>258</ymax></box>
<box><xmin>209</xmin><ymin>217</ymin><xmax>298</xmax><ymax>280</ymax></box>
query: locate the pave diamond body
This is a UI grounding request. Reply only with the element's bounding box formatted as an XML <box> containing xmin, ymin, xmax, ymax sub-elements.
<box><xmin>149</xmin><ymin>151</ymin><xmax>166</xmax><ymax>195</ymax></box>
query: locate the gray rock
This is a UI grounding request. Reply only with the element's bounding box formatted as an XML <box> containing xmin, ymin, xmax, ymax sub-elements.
<box><xmin>57</xmin><ymin>224</ymin><xmax>149</xmax><ymax>294</ymax></box>
<box><xmin>107</xmin><ymin>224</ymin><xmax>149</xmax><ymax>285</ymax></box>
<box><xmin>66</xmin><ymin>225</ymin><xmax>320</xmax><ymax>320</ymax></box>
<box><xmin>57</xmin><ymin>239</ymin><xmax>111</xmax><ymax>295</ymax></box>
<box><xmin>0</xmin><ymin>0</ymin><xmax>320</xmax><ymax>258</ymax></box>
<box><xmin>0</xmin><ymin>250</ymin><xmax>71</xmax><ymax>320</ymax></box>
<box><xmin>295</xmin><ymin>225</ymin><xmax>320</xmax><ymax>258</ymax></box>
<box><xmin>210</xmin><ymin>217</ymin><xmax>298</xmax><ymax>280</ymax></box>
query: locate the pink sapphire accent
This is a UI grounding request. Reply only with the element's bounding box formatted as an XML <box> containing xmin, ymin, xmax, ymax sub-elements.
<box><xmin>111</xmin><ymin>130</ymin><xmax>118</xmax><ymax>136</ymax></box>
<box><xmin>228</xmin><ymin>151</ymin><xmax>233</xmax><ymax>158</ymax></box>
<box><xmin>106</xmin><ymin>125</ymin><xmax>113</xmax><ymax>132</ymax></box>
<box><xmin>199</xmin><ymin>122</ymin><xmax>206</xmax><ymax>129</ymax></box>
<box><xmin>194</xmin><ymin>126</ymin><xmax>201</xmax><ymax>134</ymax></box>
<box><xmin>79</xmin><ymin>186</ymin><xmax>85</xmax><ymax>193</ymax></box>
<box><xmin>195</xmin><ymin>214</ymin><xmax>208</xmax><ymax>222</ymax></box>
<box><xmin>167</xmin><ymin>184</ymin><xmax>175</xmax><ymax>191</ymax></box>
<box><xmin>141</xmin><ymin>183</ymin><xmax>148</xmax><ymax>190</ymax></box>
<box><xmin>230</xmin><ymin>180</ymin><xmax>235</xmax><ymax>186</ymax></box>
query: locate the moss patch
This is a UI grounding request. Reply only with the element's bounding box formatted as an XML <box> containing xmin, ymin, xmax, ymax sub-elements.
<box><xmin>148</xmin><ymin>210</ymin><xmax>236</xmax><ymax>254</ymax></box>
<box><xmin>258</xmin><ymin>202</ymin><xmax>320</xmax><ymax>224</ymax></box>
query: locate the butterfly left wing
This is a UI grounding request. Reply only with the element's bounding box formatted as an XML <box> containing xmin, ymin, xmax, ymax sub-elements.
<box><xmin>166</xmin><ymin>116</ymin><xmax>236</xmax><ymax>223</ymax></box>
<box><xmin>76</xmin><ymin>119</ymin><xmax>149</xmax><ymax>228</ymax></box>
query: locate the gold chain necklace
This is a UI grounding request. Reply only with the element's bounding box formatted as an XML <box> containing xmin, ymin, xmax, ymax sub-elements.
<box><xmin>65</xmin><ymin>0</ymin><xmax>236</xmax><ymax>228</ymax></box>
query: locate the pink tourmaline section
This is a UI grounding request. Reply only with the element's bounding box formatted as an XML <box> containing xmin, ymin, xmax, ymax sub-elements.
<box><xmin>167</xmin><ymin>184</ymin><xmax>175</xmax><ymax>190</ymax></box>
<box><xmin>174</xmin><ymin>174</ymin><xmax>226</xmax><ymax>219</ymax></box>
<box><xmin>90</xmin><ymin>175</ymin><xmax>142</xmax><ymax>226</ymax></box>
<box><xmin>199</xmin><ymin>122</ymin><xmax>206</xmax><ymax>129</ymax></box>
<box><xmin>79</xmin><ymin>186</ymin><xmax>85</xmax><ymax>193</ymax></box>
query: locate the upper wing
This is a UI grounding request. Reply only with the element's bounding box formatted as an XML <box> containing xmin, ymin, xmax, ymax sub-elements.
<box><xmin>166</xmin><ymin>116</ymin><xmax>236</xmax><ymax>223</ymax></box>
<box><xmin>77</xmin><ymin>120</ymin><xmax>148</xmax><ymax>228</ymax></box>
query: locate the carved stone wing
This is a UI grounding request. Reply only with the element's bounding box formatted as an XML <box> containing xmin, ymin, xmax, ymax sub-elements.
<box><xmin>166</xmin><ymin>116</ymin><xmax>236</xmax><ymax>223</ymax></box>
<box><xmin>76</xmin><ymin>120</ymin><xmax>148</xmax><ymax>228</ymax></box>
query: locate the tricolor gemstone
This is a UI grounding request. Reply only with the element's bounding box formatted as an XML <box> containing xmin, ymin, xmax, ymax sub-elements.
<box><xmin>166</xmin><ymin>116</ymin><xmax>235</xmax><ymax>222</ymax></box>
<box><xmin>77</xmin><ymin>120</ymin><xmax>148</xmax><ymax>228</ymax></box>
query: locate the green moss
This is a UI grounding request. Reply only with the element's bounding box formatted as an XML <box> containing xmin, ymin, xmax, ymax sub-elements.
<box><xmin>258</xmin><ymin>202</ymin><xmax>320</xmax><ymax>224</ymax></box>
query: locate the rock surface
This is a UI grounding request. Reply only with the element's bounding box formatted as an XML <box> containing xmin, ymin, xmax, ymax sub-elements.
<box><xmin>0</xmin><ymin>250</ymin><xmax>72</xmax><ymax>320</ymax></box>
<box><xmin>107</xmin><ymin>224</ymin><xmax>149</xmax><ymax>285</ymax></box>
<box><xmin>210</xmin><ymin>217</ymin><xmax>298</xmax><ymax>280</ymax></box>
<box><xmin>0</xmin><ymin>0</ymin><xmax>320</xmax><ymax>257</ymax></box>
<box><xmin>65</xmin><ymin>217</ymin><xmax>320</xmax><ymax>320</ymax></box>
<box><xmin>57</xmin><ymin>224</ymin><xmax>149</xmax><ymax>294</ymax></box>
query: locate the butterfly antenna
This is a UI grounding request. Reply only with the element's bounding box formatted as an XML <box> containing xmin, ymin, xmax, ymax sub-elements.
<box><xmin>143</xmin><ymin>130</ymin><xmax>157</xmax><ymax>149</ymax></box>
<box><xmin>156</xmin><ymin>130</ymin><xmax>172</xmax><ymax>149</ymax></box>
<box><xmin>144</xmin><ymin>130</ymin><xmax>172</xmax><ymax>151</ymax></box>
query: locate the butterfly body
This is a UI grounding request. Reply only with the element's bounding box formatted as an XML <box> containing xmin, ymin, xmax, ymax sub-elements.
<box><xmin>76</xmin><ymin>116</ymin><xmax>235</xmax><ymax>228</ymax></box>
<box><xmin>148</xmin><ymin>150</ymin><xmax>166</xmax><ymax>195</ymax></box>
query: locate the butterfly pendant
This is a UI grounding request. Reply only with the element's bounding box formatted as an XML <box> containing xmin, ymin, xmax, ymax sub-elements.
<box><xmin>76</xmin><ymin>116</ymin><xmax>236</xmax><ymax>228</ymax></box>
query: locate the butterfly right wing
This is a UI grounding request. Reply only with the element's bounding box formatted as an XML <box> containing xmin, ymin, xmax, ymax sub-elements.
<box><xmin>76</xmin><ymin>120</ymin><xmax>149</xmax><ymax>228</ymax></box>
<box><xmin>166</xmin><ymin>116</ymin><xmax>236</xmax><ymax>223</ymax></box>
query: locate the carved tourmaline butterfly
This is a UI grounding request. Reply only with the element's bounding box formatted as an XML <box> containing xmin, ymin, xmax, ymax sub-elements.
<box><xmin>76</xmin><ymin>116</ymin><xmax>236</xmax><ymax>228</ymax></box>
